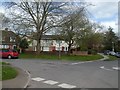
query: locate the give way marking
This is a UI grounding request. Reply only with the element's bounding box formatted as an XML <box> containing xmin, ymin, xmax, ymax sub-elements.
<box><xmin>100</xmin><ymin>66</ymin><xmax>120</xmax><ymax>71</ymax></box>
<box><xmin>112</xmin><ymin>67</ymin><xmax>120</xmax><ymax>70</ymax></box>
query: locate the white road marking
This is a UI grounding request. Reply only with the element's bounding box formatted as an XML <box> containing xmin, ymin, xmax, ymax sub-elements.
<box><xmin>31</xmin><ymin>77</ymin><xmax>45</xmax><ymax>81</ymax></box>
<box><xmin>112</xmin><ymin>67</ymin><xmax>120</xmax><ymax>70</ymax></box>
<box><xmin>58</xmin><ymin>83</ymin><xmax>76</xmax><ymax>89</ymax></box>
<box><xmin>71</xmin><ymin>61</ymin><xmax>95</xmax><ymax>65</ymax></box>
<box><xmin>71</xmin><ymin>62</ymin><xmax>85</xmax><ymax>65</ymax></box>
<box><xmin>43</xmin><ymin>80</ymin><xmax>58</xmax><ymax>85</ymax></box>
<box><xmin>31</xmin><ymin>77</ymin><xmax>77</xmax><ymax>88</ymax></box>
<box><xmin>100</xmin><ymin>66</ymin><xmax>104</xmax><ymax>69</ymax></box>
<box><xmin>100</xmin><ymin>66</ymin><xmax>113</xmax><ymax>71</ymax></box>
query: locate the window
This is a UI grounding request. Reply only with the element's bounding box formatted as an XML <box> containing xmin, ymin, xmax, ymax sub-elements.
<box><xmin>10</xmin><ymin>37</ymin><xmax>16</xmax><ymax>42</ymax></box>
<box><xmin>12</xmin><ymin>50</ymin><xmax>17</xmax><ymax>52</ymax></box>
<box><xmin>2</xmin><ymin>37</ymin><xmax>5</xmax><ymax>41</ymax></box>
<box><xmin>2</xmin><ymin>49</ymin><xmax>9</xmax><ymax>52</ymax></box>
<box><xmin>45</xmin><ymin>40</ymin><xmax>52</xmax><ymax>46</ymax></box>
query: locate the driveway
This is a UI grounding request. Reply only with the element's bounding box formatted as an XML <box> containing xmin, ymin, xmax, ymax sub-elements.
<box><xmin>3</xmin><ymin>59</ymin><xmax>119</xmax><ymax>89</ymax></box>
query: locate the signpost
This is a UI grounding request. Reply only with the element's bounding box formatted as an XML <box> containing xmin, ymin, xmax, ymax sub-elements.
<box><xmin>58</xmin><ymin>41</ymin><xmax>62</xmax><ymax>59</ymax></box>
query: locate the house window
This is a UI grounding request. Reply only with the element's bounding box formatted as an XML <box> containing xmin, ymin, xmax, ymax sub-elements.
<box><xmin>2</xmin><ymin>37</ymin><xmax>5</xmax><ymax>41</ymax></box>
<box><xmin>10</xmin><ymin>37</ymin><xmax>15</xmax><ymax>42</ymax></box>
<box><xmin>45</xmin><ymin>40</ymin><xmax>52</xmax><ymax>46</ymax></box>
<box><xmin>2</xmin><ymin>45</ymin><xmax>5</xmax><ymax>48</ymax></box>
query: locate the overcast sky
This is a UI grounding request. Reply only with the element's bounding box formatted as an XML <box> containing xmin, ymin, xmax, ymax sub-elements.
<box><xmin>86</xmin><ymin>1</ymin><xmax>118</xmax><ymax>33</ymax></box>
<box><xmin>0</xmin><ymin>0</ymin><xmax>119</xmax><ymax>33</ymax></box>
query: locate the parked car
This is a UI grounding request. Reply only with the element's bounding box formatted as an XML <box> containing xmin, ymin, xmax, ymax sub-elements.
<box><xmin>115</xmin><ymin>52</ymin><xmax>120</xmax><ymax>58</ymax></box>
<box><xmin>109</xmin><ymin>51</ymin><xmax>116</xmax><ymax>56</ymax></box>
<box><xmin>0</xmin><ymin>49</ymin><xmax>19</xmax><ymax>59</ymax></box>
<box><xmin>104</xmin><ymin>50</ymin><xmax>110</xmax><ymax>55</ymax></box>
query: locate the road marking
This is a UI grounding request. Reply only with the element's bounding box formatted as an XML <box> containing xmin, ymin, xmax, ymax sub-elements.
<box><xmin>100</xmin><ymin>66</ymin><xmax>104</xmax><ymax>69</ymax></box>
<box><xmin>71</xmin><ymin>62</ymin><xmax>85</xmax><ymax>65</ymax></box>
<box><xmin>43</xmin><ymin>80</ymin><xmax>58</xmax><ymax>85</ymax></box>
<box><xmin>58</xmin><ymin>83</ymin><xmax>76</xmax><ymax>89</ymax></box>
<box><xmin>31</xmin><ymin>77</ymin><xmax>45</xmax><ymax>81</ymax></box>
<box><xmin>31</xmin><ymin>77</ymin><xmax>77</xmax><ymax>88</ymax></box>
<box><xmin>112</xmin><ymin>67</ymin><xmax>120</xmax><ymax>70</ymax></box>
<box><xmin>100</xmin><ymin>66</ymin><xmax>113</xmax><ymax>71</ymax></box>
<box><xmin>24</xmin><ymin>70</ymin><xmax>31</xmax><ymax>88</ymax></box>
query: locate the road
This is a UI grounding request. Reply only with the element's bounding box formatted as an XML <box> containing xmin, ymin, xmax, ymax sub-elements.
<box><xmin>3</xmin><ymin>59</ymin><xmax>119</xmax><ymax>89</ymax></box>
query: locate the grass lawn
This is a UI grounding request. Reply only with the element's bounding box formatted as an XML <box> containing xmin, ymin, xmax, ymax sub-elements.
<box><xmin>20</xmin><ymin>53</ymin><xmax>103</xmax><ymax>61</ymax></box>
<box><xmin>107</xmin><ymin>55</ymin><xmax>119</xmax><ymax>61</ymax></box>
<box><xmin>0</xmin><ymin>62</ymin><xmax>18</xmax><ymax>81</ymax></box>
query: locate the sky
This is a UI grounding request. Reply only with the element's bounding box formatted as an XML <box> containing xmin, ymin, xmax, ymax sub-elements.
<box><xmin>0</xmin><ymin>0</ymin><xmax>119</xmax><ymax>34</ymax></box>
<box><xmin>86</xmin><ymin>1</ymin><xmax>118</xmax><ymax>34</ymax></box>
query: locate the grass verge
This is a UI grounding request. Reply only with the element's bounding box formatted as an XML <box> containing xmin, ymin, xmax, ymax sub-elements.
<box><xmin>2</xmin><ymin>66</ymin><xmax>18</xmax><ymax>80</ymax></box>
<box><xmin>20</xmin><ymin>53</ymin><xmax>103</xmax><ymax>61</ymax></box>
<box><xmin>107</xmin><ymin>55</ymin><xmax>119</xmax><ymax>61</ymax></box>
<box><xmin>0</xmin><ymin>62</ymin><xmax>18</xmax><ymax>81</ymax></box>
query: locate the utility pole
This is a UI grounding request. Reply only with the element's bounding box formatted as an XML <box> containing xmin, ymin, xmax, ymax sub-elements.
<box><xmin>112</xmin><ymin>42</ymin><xmax>114</xmax><ymax>52</ymax></box>
<box><xmin>58</xmin><ymin>41</ymin><xmax>61</xmax><ymax>59</ymax></box>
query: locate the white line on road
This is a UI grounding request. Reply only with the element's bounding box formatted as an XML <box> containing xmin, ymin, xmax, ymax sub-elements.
<box><xmin>58</xmin><ymin>83</ymin><xmax>76</xmax><ymax>89</ymax></box>
<box><xmin>31</xmin><ymin>77</ymin><xmax>45</xmax><ymax>81</ymax></box>
<box><xmin>100</xmin><ymin>66</ymin><xmax>105</xmax><ymax>69</ymax></box>
<box><xmin>71</xmin><ymin>62</ymin><xmax>85</xmax><ymax>65</ymax></box>
<box><xmin>43</xmin><ymin>80</ymin><xmax>59</xmax><ymax>85</ymax></box>
<box><xmin>112</xmin><ymin>67</ymin><xmax>120</xmax><ymax>70</ymax></box>
<box><xmin>100</xmin><ymin>66</ymin><xmax>113</xmax><ymax>71</ymax></box>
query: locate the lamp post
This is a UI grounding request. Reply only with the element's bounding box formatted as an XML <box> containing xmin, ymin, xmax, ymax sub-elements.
<box><xmin>112</xmin><ymin>42</ymin><xmax>114</xmax><ymax>52</ymax></box>
<box><xmin>58</xmin><ymin>41</ymin><xmax>62</xmax><ymax>59</ymax></box>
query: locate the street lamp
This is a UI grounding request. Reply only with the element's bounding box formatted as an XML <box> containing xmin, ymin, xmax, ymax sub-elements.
<box><xmin>58</xmin><ymin>41</ymin><xmax>62</xmax><ymax>59</ymax></box>
<box><xmin>112</xmin><ymin>42</ymin><xmax>114</xmax><ymax>52</ymax></box>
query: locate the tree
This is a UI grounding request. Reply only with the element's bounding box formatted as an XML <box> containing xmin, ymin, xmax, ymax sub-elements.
<box><xmin>57</xmin><ymin>5</ymin><xmax>89</xmax><ymax>54</ymax></box>
<box><xmin>117</xmin><ymin>40</ymin><xmax>120</xmax><ymax>52</ymax></box>
<box><xmin>103</xmin><ymin>26</ymin><xmax>119</xmax><ymax>51</ymax></box>
<box><xmin>4</xmin><ymin>1</ymin><xmax>66</xmax><ymax>54</ymax></box>
<box><xmin>75</xmin><ymin>22</ymin><xmax>103</xmax><ymax>53</ymax></box>
<box><xmin>19</xmin><ymin>38</ymin><xmax>29</xmax><ymax>52</ymax></box>
<box><xmin>0</xmin><ymin>13</ymin><xmax>10</xmax><ymax>29</ymax></box>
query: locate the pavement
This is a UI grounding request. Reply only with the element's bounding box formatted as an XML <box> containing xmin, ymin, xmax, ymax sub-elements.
<box><xmin>2</xmin><ymin>53</ymin><xmax>119</xmax><ymax>89</ymax></box>
<box><xmin>2</xmin><ymin>66</ymin><xmax>30</xmax><ymax>88</ymax></box>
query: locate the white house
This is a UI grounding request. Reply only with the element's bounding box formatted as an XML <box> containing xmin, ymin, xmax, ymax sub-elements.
<box><xmin>27</xmin><ymin>35</ymin><xmax>69</xmax><ymax>52</ymax></box>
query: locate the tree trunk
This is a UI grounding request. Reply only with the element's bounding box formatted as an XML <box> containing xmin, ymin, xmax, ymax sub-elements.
<box><xmin>36</xmin><ymin>38</ymin><xmax>41</xmax><ymax>54</ymax></box>
<box><xmin>68</xmin><ymin>43</ymin><xmax>72</xmax><ymax>54</ymax></box>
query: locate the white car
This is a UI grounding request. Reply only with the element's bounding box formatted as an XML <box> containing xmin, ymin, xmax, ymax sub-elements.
<box><xmin>115</xmin><ymin>52</ymin><xmax>120</xmax><ymax>58</ymax></box>
<box><xmin>109</xmin><ymin>51</ymin><xmax>116</xmax><ymax>56</ymax></box>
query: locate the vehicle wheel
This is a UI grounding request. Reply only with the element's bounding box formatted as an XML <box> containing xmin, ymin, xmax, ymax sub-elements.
<box><xmin>8</xmin><ymin>55</ymin><xmax>12</xmax><ymax>59</ymax></box>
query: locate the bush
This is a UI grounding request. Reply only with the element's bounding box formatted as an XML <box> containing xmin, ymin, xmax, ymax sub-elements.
<box><xmin>88</xmin><ymin>49</ymin><xmax>97</xmax><ymax>55</ymax></box>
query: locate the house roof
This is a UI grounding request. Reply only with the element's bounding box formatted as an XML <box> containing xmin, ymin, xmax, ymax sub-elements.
<box><xmin>0</xmin><ymin>30</ymin><xmax>20</xmax><ymax>45</ymax></box>
<box><xmin>1</xmin><ymin>30</ymin><xmax>16</xmax><ymax>37</ymax></box>
<box><xmin>41</xmin><ymin>35</ymin><xmax>63</xmax><ymax>40</ymax></box>
<box><xmin>32</xmin><ymin>33</ymin><xmax>64</xmax><ymax>40</ymax></box>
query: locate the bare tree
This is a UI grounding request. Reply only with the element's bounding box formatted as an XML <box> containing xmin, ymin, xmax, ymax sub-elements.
<box><xmin>4</xmin><ymin>1</ymin><xmax>66</xmax><ymax>53</ymax></box>
<box><xmin>0</xmin><ymin>13</ymin><xmax>10</xmax><ymax>29</ymax></box>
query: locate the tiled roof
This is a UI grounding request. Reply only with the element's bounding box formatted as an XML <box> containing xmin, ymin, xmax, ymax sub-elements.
<box><xmin>0</xmin><ymin>30</ymin><xmax>20</xmax><ymax>45</ymax></box>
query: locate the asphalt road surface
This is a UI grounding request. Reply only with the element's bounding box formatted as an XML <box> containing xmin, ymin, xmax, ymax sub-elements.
<box><xmin>3</xmin><ymin>59</ymin><xmax>119</xmax><ymax>89</ymax></box>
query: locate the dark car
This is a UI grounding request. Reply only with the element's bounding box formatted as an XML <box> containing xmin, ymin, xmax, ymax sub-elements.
<box><xmin>115</xmin><ymin>52</ymin><xmax>120</xmax><ymax>58</ymax></box>
<box><xmin>104</xmin><ymin>50</ymin><xmax>110</xmax><ymax>55</ymax></box>
<box><xmin>0</xmin><ymin>49</ymin><xmax>19</xmax><ymax>59</ymax></box>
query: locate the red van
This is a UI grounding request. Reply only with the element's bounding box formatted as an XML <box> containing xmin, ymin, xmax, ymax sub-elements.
<box><xmin>0</xmin><ymin>49</ymin><xmax>19</xmax><ymax>59</ymax></box>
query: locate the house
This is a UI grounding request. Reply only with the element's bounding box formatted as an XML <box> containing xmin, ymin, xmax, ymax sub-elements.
<box><xmin>0</xmin><ymin>28</ymin><xmax>20</xmax><ymax>49</ymax></box>
<box><xmin>27</xmin><ymin>35</ymin><xmax>69</xmax><ymax>52</ymax></box>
